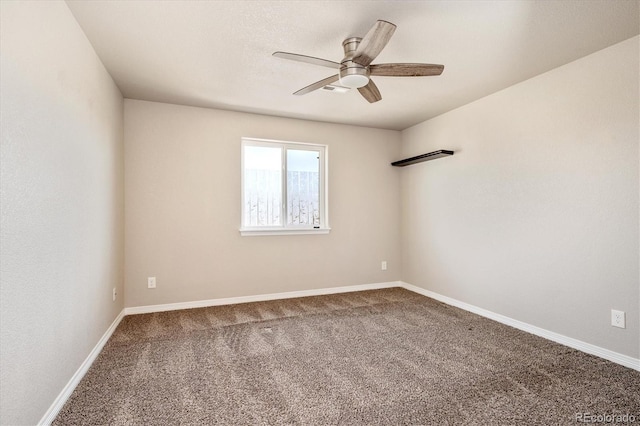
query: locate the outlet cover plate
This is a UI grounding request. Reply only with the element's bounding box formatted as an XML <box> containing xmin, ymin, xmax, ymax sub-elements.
<box><xmin>611</xmin><ymin>309</ymin><xmax>625</xmax><ymax>328</ymax></box>
<box><xmin>148</xmin><ymin>277</ymin><xmax>156</xmax><ymax>289</ymax></box>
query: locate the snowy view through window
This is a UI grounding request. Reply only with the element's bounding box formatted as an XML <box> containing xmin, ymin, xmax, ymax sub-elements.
<box><xmin>243</xmin><ymin>145</ymin><xmax>320</xmax><ymax>228</ymax></box>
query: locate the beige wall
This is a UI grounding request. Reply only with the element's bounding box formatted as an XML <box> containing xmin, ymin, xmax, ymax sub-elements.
<box><xmin>0</xmin><ymin>1</ymin><xmax>124</xmax><ymax>424</ymax></box>
<box><xmin>401</xmin><ymin>37</ymin><xmax>639</xmax><ymax>358</ymax></box>
<box><xmin>124</xmin><ymin>100</ymin><xmax>401</xmax><ymax>307</ymax></box>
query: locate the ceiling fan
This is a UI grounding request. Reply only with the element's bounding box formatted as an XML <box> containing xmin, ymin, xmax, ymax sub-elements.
<box><xmin>273</xmin><ymin>20</ymin><xmax>444</xmax><ymax>103</ymax></box>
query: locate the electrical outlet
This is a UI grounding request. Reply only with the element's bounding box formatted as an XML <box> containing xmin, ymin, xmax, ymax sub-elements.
<box><xmin>611</xmin><ymin>309</ymin><xmax>625</xmax><ymax>329</ymax></box>
<box><xmin>381</xmin><ymin>261</ymin><xmax>387</xmax><ymax>271</ymax></box>
<box><xmin>112</xmin><ymin>288</ymin><xmax>117</xmax><ymax>302</ymax></box>
<box><xmin>148</xmin><ymin>277</ymin><xmax>156</xmax><ymax>289</ymax></box>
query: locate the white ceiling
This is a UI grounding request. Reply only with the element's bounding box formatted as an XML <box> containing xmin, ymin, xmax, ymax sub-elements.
<box><xmin>66</xmin><ymin>0</ymin><xmax>639</xmax><ymax>131</ymax></box>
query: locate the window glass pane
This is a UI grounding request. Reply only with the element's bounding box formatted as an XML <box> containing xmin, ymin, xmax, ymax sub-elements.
<box><xmin>287</xmin><ymin>149</ymin><xmax>320</xmax><ymax>226</ymax></box>
<box><xmin>243</xmin><ymin>146</ymin><xmax>282</xmax><ymax>226</ymax></box>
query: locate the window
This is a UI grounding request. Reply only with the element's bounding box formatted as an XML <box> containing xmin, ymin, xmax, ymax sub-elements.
<box><xmin>241</xmin><ymin>138</ymin><xmax>329</xmax><ymax>235</ymax></box>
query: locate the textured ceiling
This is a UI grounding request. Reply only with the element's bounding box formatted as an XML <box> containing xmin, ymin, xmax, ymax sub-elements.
<box><xmin>66</xmin><ymin>0</ymin><xmax>639</xmax><ymax>131</ymax></box>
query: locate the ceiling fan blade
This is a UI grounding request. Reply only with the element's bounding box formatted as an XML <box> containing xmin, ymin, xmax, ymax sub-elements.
<box><xmin>352</xmin><ymin>20</ymin><xmax>396</xmax><ymax>67</ymax></box>
<box><xmin>293</xmin><ymin>74</ymin><xmax>340</xmax><ymax>96</ymax></box>
<box><xmin>370</xmin><ymin>63</ymin><xmax>445</xmax><ymax>77</ymax></box>
<box><xmin>273</xmin><ymin>52</ymin><xmax>340</xmax><ymax>69</ymax></box>
<box><xmin>357</xmin><ymin>79</ymin><xmax>382</xmax><ymax>103</ymax></box>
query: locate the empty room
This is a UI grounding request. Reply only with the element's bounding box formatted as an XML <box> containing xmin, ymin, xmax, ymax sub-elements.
<box><xmin>1</xmin><ymin>0</ymin><xmax>639</xmax><ymax>424</ymax></box>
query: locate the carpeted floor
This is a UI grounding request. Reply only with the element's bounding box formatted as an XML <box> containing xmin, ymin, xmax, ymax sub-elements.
<box><xmin>54</xmin><ymin>288</ymin><xmax>640</xmax><ymax>425</ymax></box>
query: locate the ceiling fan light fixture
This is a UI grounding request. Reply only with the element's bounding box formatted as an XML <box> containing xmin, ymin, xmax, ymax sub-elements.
<box><xmin>339</xmin><ymin>74</ymin><xmax>369</xmax><ymax>89</ymax></box>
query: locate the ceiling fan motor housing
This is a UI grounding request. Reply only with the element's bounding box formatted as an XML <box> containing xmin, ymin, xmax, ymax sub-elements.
<box><xmin>339</xmin><ymin>37</ymin><xmax>370</xmax><ymax>88</ymax></box>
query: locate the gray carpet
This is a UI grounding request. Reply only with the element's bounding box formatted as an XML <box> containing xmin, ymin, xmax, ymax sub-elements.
<box><xmin>54</xmin><ymin>288</ymin><xmax>640</xmax><ymax>425</ymax></box>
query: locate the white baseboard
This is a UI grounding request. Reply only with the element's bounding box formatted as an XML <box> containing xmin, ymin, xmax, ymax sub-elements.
<box><xmin>399</xmin><ymin>281</ymin><xmax>640</xmax><ymax>372</ymax></box>
<box><xmin>124</xmin><ymin>281</ymin><xmax>402</xmax><ymax>315</ymax></box>
<box><xmin>38</xmin><ymin>280</ymin><xmax>638</xmax><ymax>425</ymax></box>
<box><xmin>38</xmin><ymin>309</ymin><xmax>126</xmax><ymax>426</ymax></box>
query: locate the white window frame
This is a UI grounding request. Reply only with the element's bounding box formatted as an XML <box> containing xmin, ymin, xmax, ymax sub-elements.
<box><xmin>240</xmin><ymin>137</ymin><xmax>330</xmax><ymax>236</ymax></box>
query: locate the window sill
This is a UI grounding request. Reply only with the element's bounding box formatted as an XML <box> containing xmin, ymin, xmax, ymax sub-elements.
<box><xmin>239</xmin><ymin>227</ymin><xmax>331</xmax><ymax>236</ymax></box>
